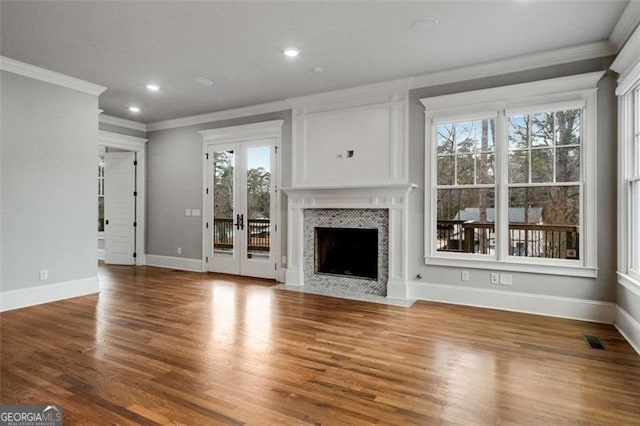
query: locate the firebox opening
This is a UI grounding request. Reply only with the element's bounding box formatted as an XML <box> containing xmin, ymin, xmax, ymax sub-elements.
<box><xmin>314</xmin><ymin>227</ymin><xmax>378</xmax><ymax>280</ymax></box>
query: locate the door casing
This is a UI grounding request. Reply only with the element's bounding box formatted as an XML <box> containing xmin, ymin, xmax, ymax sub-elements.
<box><xmin>99</xmin><ymin>130</ymin><xmax>148</xmax><ymax>266</ymax></box>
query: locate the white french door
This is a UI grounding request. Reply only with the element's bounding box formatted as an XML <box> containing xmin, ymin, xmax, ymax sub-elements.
<box><xmin>205</xmin><ymin>139</ymin><xmax>277</xmax><ymax>279</ymax></box>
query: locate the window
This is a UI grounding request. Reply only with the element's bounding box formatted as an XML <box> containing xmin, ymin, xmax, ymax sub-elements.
<box><xmin>507</xmin><ymin>109</ymin><xmax>581</xmax><ymax>260</ymax></box>
<box><xmin>621</xmin><ymin>85</ymin><xmax>640</xmax><ymax>281</ymax></box>
<box><xmin>612</xmin><ymin>32</ymin><xmax>640</xmax><ymax>289</ymax></box>
<box><xmin>98</xmin><ymin>159</ymin><xmax>104</xmax><ymax>233</ymax></box>
<box><xmin>436</xmin><ymin>118</ymin><xmax>496</xmax><ymax>255</ymax></box>
<box><xmin>422</xmin><ymin>73</ymin><xmax>601</xmax><ymax>276</ymax></box>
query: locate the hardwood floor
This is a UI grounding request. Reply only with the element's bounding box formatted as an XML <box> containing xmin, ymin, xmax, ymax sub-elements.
<box><xmin>1</xmin><ymin>264</ymin><xmax>639</xmax><ymax>425</ymax></box>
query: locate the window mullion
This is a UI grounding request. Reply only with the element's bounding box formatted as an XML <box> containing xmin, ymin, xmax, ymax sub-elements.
<box><xmin>496</xmin><ymin>110</ymin><xmax>509</xmax><ymax>262</ymax></box>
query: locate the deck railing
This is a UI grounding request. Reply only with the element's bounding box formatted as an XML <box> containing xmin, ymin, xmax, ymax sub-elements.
<box><xmin>213</xmin><ymin>218</ymin><xmax>270</xmax><ymax>252</ymax></box>
<box><xmin>436</xmin><ymin>220</ymin><xmax>579</xmax><ymax>259</ymax></box>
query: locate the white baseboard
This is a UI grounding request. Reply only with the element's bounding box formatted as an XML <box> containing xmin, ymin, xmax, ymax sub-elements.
<box><xmin>615</xmin><ymin>305</ymin><xmax>640</xmax><ymax>356</ymax></box>
<box><xmin>409</xmin><ymin>281</ymin><xmax>615</xmax><ymax>324</ymax></box>
<box><xmin>144</xmin><ymin>254</ymin><xmax>204</xmax><ymax>272</ymax></box>
<box><xmin>0</xmin><ymin>276</ymin><xmax>100</xmax><ymax>312</ymax></box>
<box><xmin>97</xmin><ymin>249</ymin><xmax>105</xmax><ymax>261</ymax></box>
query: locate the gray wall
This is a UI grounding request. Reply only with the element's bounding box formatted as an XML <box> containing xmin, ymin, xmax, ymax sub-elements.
<box><xmin>146</xmin><ymin>110</ymin><xmax>292</xmax><ymax>262</ymax></box>
<box><xmin>1</xmin><ymin>71</ymin><xmax>99</xmax><ymax>291</ymax></box>
<box><xmin>408</xmin><ymin>57</ymin><xmax>617</xmax><ymax>302</ymax></box>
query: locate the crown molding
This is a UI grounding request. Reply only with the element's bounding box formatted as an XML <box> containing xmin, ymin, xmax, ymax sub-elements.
<box><xmin>611</xmin><ymin>16</ymin><xmax>640</xmax><ymax>95</ymax></box>
<box><xmin>610</xmin><ymin>0</ymin><xmax>640</xmax><ymax>51</ymax></box>
<box><xmin>410</xmin><ymin>41</ymin><xmax>615</xmax><ymax>90</ymax></box>
<box><xmin>99</xmin><ymin>113</ymin><xmax>147</xmax><ymax>132</ymax></box>
<box><xmin>0</xmin><ymin>56</ymin><xmax>106</xmax><ymax>96</ymax></box>
<box><xmin>146</xmin><ymin>100</ymin><xmax>290</xmax><ymax>132</ymax></box>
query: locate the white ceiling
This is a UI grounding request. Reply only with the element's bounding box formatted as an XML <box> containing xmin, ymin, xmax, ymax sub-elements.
<box><xmin>0</xmin><ymin>1</ymin><xmax>629</xmax><ymax>123</ymax></box>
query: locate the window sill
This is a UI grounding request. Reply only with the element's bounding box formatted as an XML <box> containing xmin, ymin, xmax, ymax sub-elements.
<box><xmin>618</xmin><ymin>272</ymin><xmax>640</xmax><ymax>298</ymax></box>
<box><xmin>424</xmin><ymin>255</ymin><xmax>598</xmax><ymax>278</ymax></box>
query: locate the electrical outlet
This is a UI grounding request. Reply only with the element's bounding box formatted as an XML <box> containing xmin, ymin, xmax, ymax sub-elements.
<box><xmin>192</xmin><ymin>209</ymin><xmax>201</xmax><ymax>217</ymax></box>
<box><xmin>39</xmin><ymin>269</ymin><xmax>48</xmax><ymax>281</ymax></box>
<box><xmin>185</xmin><ymin>209</ymin><xmax>192</xmax><ymax>216</ymax></box>
<box><xmin>282</xmin><ymin>256</ymin><xmax>287</xmax><ymax>265</ymax></box>
<box><xmin>499</xmin><ymin>273</ymin><xmax>512</xmax><ymax>285</ymax></box>
<box><xmin>177</xmin><ymin>247</ymin><xmax>182</xmax><ymax>255</ymax></box>
<box><xmin>490</xmin><ymin>272</ymin><xmax>499</xmax><ymax>284</ymax></box>
<box><xmin>461</xmin><ymin>270</ymin><xmax>470</xmax><ymax>281</ymax></box>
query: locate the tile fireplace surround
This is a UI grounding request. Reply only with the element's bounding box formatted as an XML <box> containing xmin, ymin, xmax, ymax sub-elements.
<box><xmin>283</xmin><ymin>184</ymin><xmax>416</xmax><ymax>300</ymax></box>
<box><xmin>304</xmin><ymin>208</ymin><xmax>389</xmax><ymax>296</ymax></box>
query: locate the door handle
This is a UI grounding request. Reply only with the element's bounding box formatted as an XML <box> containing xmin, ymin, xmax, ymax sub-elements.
<box><xmin>239</xmin><ymin>214</ymin><xmax>244</xmax><ymax>230</ymax></box>
<box><xmin>105</xmin><ymin>219</ymin><xmax>109</xmax><ymax>225</ymax></box>
<box><xmin>235</xmin><ymin>214</ymin><xmax>241</xmax><ymax>230</ymax></box>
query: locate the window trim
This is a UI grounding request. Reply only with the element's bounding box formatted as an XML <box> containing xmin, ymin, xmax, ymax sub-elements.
<box><xmin>617</xmin><ymin>81</ymin><xmax>640</xmax><ymax>287</ymax></box>
<box><xmin>421</xmin><ymin>72</ymin><xmax>603</xmax><ymax>277</ymax></box>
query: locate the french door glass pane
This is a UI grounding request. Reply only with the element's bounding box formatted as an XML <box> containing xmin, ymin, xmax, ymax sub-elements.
<box><xmin>246</xmin><ymin>146</ymin><xmax>271</xmax><ymax>258</ymax></box>
<box><xmin>213</xmin><ymin>150</ymin><xmax>235</xmax><ymax>253</ymax></box>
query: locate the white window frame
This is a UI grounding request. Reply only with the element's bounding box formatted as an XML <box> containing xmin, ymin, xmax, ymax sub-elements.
<box><xmin>614</xmin><ymin>45</ymin><xmax>640</xmax><ymax>291</ymax></box>
<box><xmin>421</xmin><ymin>72</ymin><xmax>603</xmax><ymax>277</ymax></box>
<box><xmin>627</xmin><ymin>86</ymin><xmax>640</xmax><ymax>283</ymax></box>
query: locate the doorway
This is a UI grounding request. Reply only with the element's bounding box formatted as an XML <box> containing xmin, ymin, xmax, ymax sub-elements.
<box><xmin>201</xmin><ymin>121</ymin><xmax>283</xmax><ymax>280</ymax></box>
<box><xmin>98</xmin><ymin>130</ymin><xmax>148</xmax><ymax>266</ymax></box>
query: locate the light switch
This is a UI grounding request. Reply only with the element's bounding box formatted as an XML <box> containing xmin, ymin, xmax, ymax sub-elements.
<box><xmin>192</xmin><ymin>209</ymin><xmax>201</xmax><ymax>217</ymax></box>
<box><xmin>185</xmin><ymin>209</ymin><xmax>192</xmax><ymax>216</ymax></box>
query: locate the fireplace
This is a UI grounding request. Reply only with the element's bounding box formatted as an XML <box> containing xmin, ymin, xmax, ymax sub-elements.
<box><xmin>282</xmin><ymin>184</ymin><xmax>416</xmax><ymax>299</ymax></box>
<box><xmin>315</xmin><ymin>227</ymin><xmax>378</xmax><ymax>280</ymax></box>
<box><xmin>302</xmin><ymin>208</ymin><xmax>388</xmax><ymax>296</ymax></box>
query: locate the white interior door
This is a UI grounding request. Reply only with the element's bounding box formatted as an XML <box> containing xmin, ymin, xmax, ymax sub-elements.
<box><xmin>104</xmin><ymin>151</ymin><xmax>136</xmax><ymax>265</ymax></box>
<box><xmin>205</xmin><ymin>139</ymin><xmax>277</xmax><ymax>279</ymax></box>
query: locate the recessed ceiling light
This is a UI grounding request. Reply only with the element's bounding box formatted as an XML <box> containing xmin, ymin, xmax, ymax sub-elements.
<box><xmin>311</xmin><ymin>66</ymin><xmax>323</xmax><ymax>73</ymax></box>
<box><xmin>410</xmin><ymin>17</ymin><xmax>439</xmax><ymax>32</ymax></box>
<box><xmin>128</xmin><ymin>106</ymin><xmax>140</xmax><ymax>113</ymax></box>
<box><xmin>146</xmin><ymin>83</ymin><xmax>160</xmax><ymax>92</ymax></box>
<box><xmin>195</xmin><ymin>77</ymin><xmax>215</xmax><ymax>86</ymax></box>
<box><xmin>284</xmin><ymin>48</ymin><xmax>299</xmax><ymax>58</ymax></box>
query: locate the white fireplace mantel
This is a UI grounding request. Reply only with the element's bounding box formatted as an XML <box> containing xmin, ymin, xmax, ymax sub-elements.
<box><xmin>282</xmin><ymin>183</ymin><xmax>417</xmax><ymax>299</ymax></box>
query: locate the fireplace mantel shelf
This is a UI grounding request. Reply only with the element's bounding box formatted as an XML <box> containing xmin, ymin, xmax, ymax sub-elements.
<box><xmin>282</xmin><ymin>183</ymin><xmax>418</xmax><ymax>193</ymax></box>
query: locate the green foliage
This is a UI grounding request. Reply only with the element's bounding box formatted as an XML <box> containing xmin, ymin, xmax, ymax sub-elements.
<box><xmin>212</xmin><ymin>151</ymin><xmax>271</xmax><ymax>220</ymax></box>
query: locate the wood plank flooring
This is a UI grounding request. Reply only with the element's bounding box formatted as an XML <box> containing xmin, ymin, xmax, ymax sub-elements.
<box><xmin>1</xmin><ymin>263</ymin><xmax>640</xmax><ymax>425</ymax></box>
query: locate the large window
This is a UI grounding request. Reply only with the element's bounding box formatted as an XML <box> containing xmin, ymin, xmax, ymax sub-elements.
<box><xmin>621</xmin><ymin>85</ymin><xmax>640</xmax><ymax>281</ymax></box>
<box><xmin>422</xmin><ymin>73</ymin><xmax>600</xmax><ymax>276</ymax></box>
